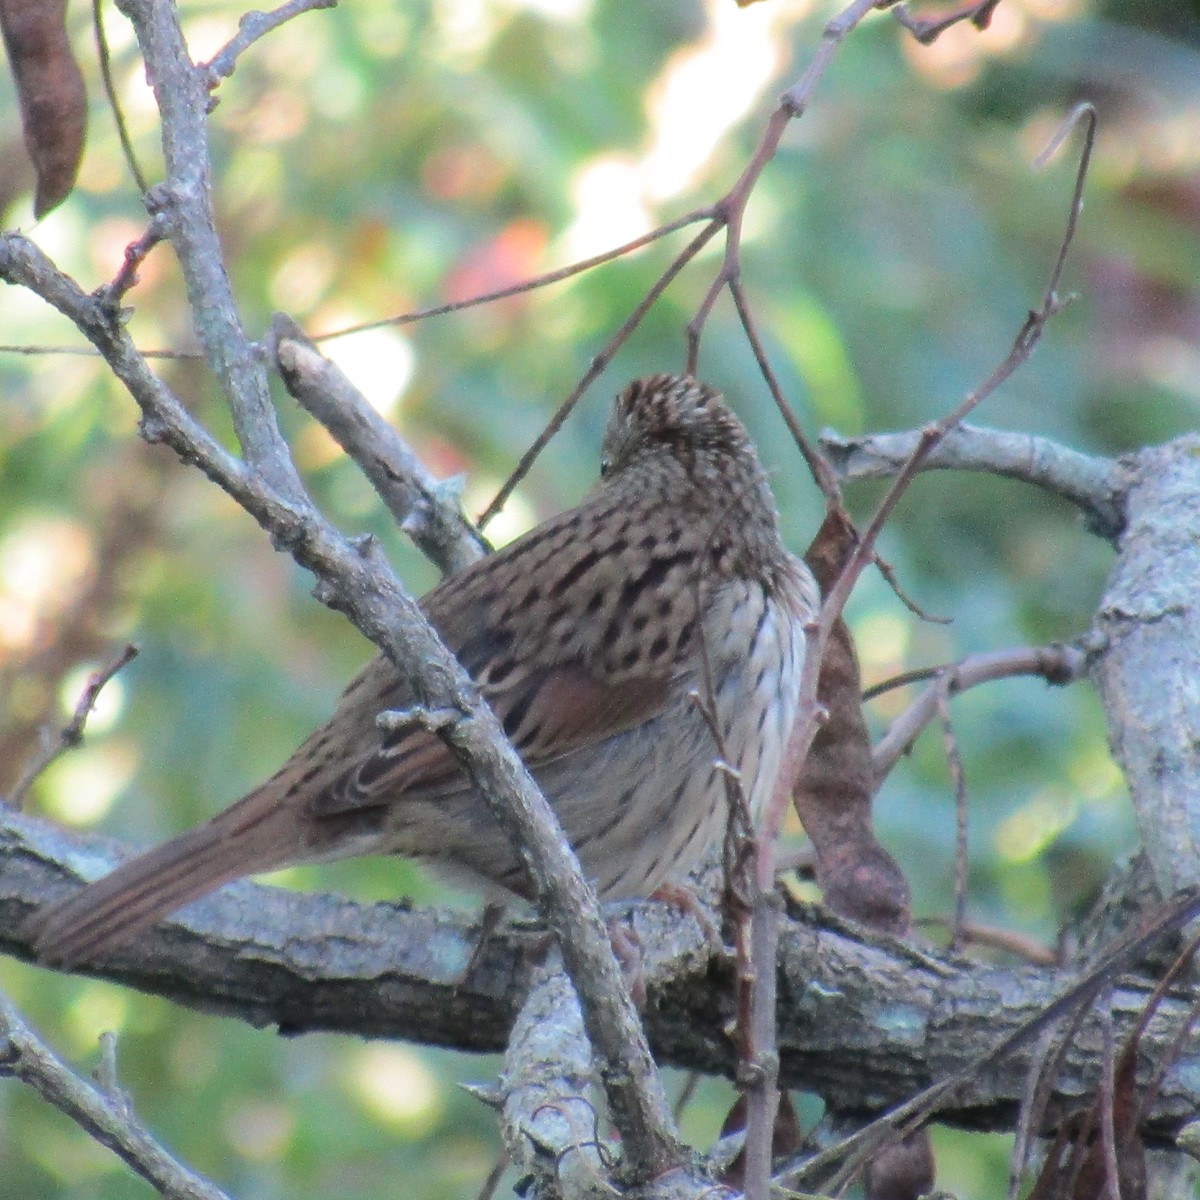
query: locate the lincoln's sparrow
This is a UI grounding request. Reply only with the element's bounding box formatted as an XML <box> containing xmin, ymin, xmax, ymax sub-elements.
<box><xmin>29</xmin><ymin>374</ymin><xmax>819</xmax><ymax>965</ymax></box>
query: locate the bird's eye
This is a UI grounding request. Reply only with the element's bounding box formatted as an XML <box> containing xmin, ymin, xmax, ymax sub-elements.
<box><xmin>599</xmin><ymin>456</ymin><xmax>612</xmax><ymax>477</ymax></box>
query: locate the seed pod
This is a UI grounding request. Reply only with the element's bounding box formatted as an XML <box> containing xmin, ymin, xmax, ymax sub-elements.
<box><xmin>0</xmin><ymin>0</ymin><xmax>87</xmax><ymax>216</ymax></box>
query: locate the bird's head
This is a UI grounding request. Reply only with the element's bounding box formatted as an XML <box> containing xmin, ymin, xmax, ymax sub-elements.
<box><xmin>600</xmin><ymin>373</ymin><xmax>754</xmax><ymax>483</ymax></box>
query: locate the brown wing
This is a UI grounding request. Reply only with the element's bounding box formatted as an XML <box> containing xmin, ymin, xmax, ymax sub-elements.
<box><xmin>309</xmin><ymin>489</ymin><xmax>704</xmax><ymax>818</ymax></box>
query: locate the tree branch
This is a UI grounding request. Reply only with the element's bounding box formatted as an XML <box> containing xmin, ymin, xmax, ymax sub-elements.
<box><xmin>115</xmin><ymin>0</ymin><xmax>304</xmax><ymax>498</ymax></box>
<box><xmin>200</xmin><ymin>0</ymin><xmax>337</xmax><ymax>85</ymax></box>
<box><xmin>821</xmin><ymin>423</ymin><xmax>1126</xmax><ymax>541</ymax></box>
<box><xmin>0</xmin><ymin>987</ymin><xmax>231</xmax><ymax>1200</ymax></box>
<box><xmin>1093</xmin><ymin>435</ymin><xmax>1200</xmax><ymax>904</ymax></box>
<box><xmin>5</xmin><ymin>813</ymin><xmax>1200</xmax><ymax>1146</ymax></box>
<box><xmin>871</xmin><ymin>643</ymin><xmax>1089</xmax><ymax>787</ymax></box>
<box><xmin>271</xmin><ymin>314</ymin><xmax>488</xmax><ymax>577</ymax></box>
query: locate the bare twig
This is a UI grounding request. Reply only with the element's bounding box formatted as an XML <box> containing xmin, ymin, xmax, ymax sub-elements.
<box><xmin>201</xmin><ymin>0</ymin><xmax>337</xmax><ymax>85</ymax></box>
<box><xmin>1098</xmin><ymin>994</ymin><xmax>1121</xmax><ymax>1200</ymax></box>
<box><xmin>815</xmin><ymin>104</ymin><xmax>1096</xmax><ymax>651</ymax></box>
<box><xmin>272</xmin><ymin>313</ymin><xmax>488</xmax><ymax>576</ymax></box>
<box><xmin>913</xmin><ymin>916</ymin><xmax>1056</xmax><ymax>965</ymax></box>
<box><xmin>92</xmin><ymin>0</ymin><xmax>149</xmax><ymax>193</ymax></box>
<box><xmin>478</xmin><ymin>217</ymin><xmax>721</xmax><ymax>528</ymax></box>
<box><xmin>3</xmin><ymin>217</ymin><xmax>707</xmax><ymax>365</ymax></box>
<box><xmin>892</xmin><ymin>0</ymin><xmax>1000</xmax><ymax>44</ymax></box>
<box><xmin>95</xmin><ymin>218</ymin><xmax>169</xmax><ymax>308</ymax></box>
<box><xmin>685</xmin><ymin>0</ymin><xmax>880</xmax><ymax>371</ymax></box>
<box><xmin>321</xmin><ymin>206</ymin><xmax>715</xmax><ymax>342</ymax></box>
<box><xmin>0</xmin><ymin>211</ymin><xmax>716</xmax><ymax>367</ymax></box>
<box><xmin>862</xmin><ymin>662</ymin><xmax>955</xmax><ymax>700</ymax></box>
<box><xmin>936</xmin><ymin>683</ymin><xmax>969</xmax><ymax>952</ymax></box>
<box><xmin>872</xmin><ymin>643</ymin><xmax>1086</xmax><ymax>786</ymax></box>
<box><xmin>0</xmin><ymin>991</ymin><xmax>231</xmax><ymax>1200</ymax></box>
<box><xmin>6</xmin><ymin>644</ymin><xmax>139</xmax><ymax>810</ymax></box>
<box><xmin>872</xmin><ymin>550</ymin><xmax>953</xmax><ymax>624</ymax></box>
<box><xmin>672</xmin><ymin>1072</ymin><xmax>702</xmax><ymax>1124</ymax></box>
<box><xmin>1129</xmin><ymin>927</ymin><xmax>1200</xmax><ymax>1131</ymax></box>
<box><xmin>728</xmin><ymin>278</ymin><xmax>840</xmax><ymax>504</ymax></box>
<box><xmin>0</xmin><ymin>342</ymin><xmax>202</xmax><ymax>359</ymax></box>
<box><xmin>473</xmin><ymin>1149</ymin><xmax>510</xmax><ymax>1200</ymax></box>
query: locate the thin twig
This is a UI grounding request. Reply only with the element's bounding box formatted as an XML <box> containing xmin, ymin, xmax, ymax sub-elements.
<box><xmin>872</xmin><ymin>642</ymin><xmax>1086</xmax><ymax>785</ymax></box>
<box><xmin>201</xmin><ymin>0</ymin><xmax>338</xmax><ymax>84</ymax></box>
<box><xmin>474</xmin><ymin>1148</ymin><xmax>510</xmax><ymax>1200</ymax></box>
<box><xmin>892</xmin><ymin>0</ymin><xmax>1000</xmax><ymax>44</ymax></box>
<box><xmin>0</xmin><ymin>343</ymin><xmax>202</xmax><ymax>359</ymax></box>
<box><xmin>935</xmin><ymin>683</ymin><xmax>969</xmax><ymax>952</ymax></box>
<box><xmin>92</xmin><ymin>0</ymin><xmax>149</xmax><ymax>193</ymax></box>
<box><xmin>478</xmin><ymin>217</ymin><xmax>721</xmax><ymax>527</ymax></box>
<box><xmin>320</xmin><ymin>206</ymin><xmax>714</xmax><ymax>343</ymax></box>
<box><xmin>0</xmin><ymin>992</ymin><xmax>231</xmax><ymax>1200</ymax></box>
<box><xmin>872</xmin><ymin>550</ymin><xmax>952</xmax><ymax>624</ymax></box>
<box><xmin>672</xmin><ymin>1072</ymin><xmax>702</xmax><ymax>1124</ymax></box>
<box><xmin>913</xmin><ymin>916</ymin><xmax>1055</xmax><ymax>965</ymax></box>
<box><xmin>862</xmin><ymin>662</ymin><xmax>954</xmax><ymax>701</ymax></box>
<box><xmin>7</xmin><ymin>644</ymin><xmax>138</xmax><ymax>810</ymax></box>
<box><xmin>95</xmin><ymin>219</ymin><xmax>169</xmax><ymax>309</ymax></box>
<box><xmin>685</xmin><ymin>0</ymin><xmax>880</xmax><ymax>371</ymax></box>
<box><xmin>728</xmin><ymin>278</ymin><xmax>841</xmax><ymax>503</ymax></box>
<box><xmin>814</xmin><ymin>104</ymin><xmax>1096</xmax><ymax>648</ymax></box>
<box><xmin>1098</xmin><ymin>993</ymin><xmax>1121</xmax><ymax>1200</ymax></box>
<box><xmin>1130</xmin><ymin>926</ymin><xmax>1200</xmax><ymax>1131</ymax></box>
<box><xmin>0</xmin><ymin>210</ymin><xmax>715</xmax><ymax>367</ymax></box>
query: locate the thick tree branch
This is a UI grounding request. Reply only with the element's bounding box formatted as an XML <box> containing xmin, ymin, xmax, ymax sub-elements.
<box><xmin>1093</xmin><ymin>435</ymin><xmax>1200</xmax><ymax>904</ymax></box>
<box><xmin>500</xmin><ymin>960</ymin><xmax>618</xmax><ymax>1196</ymax></box>
<box><xmin>5</xmin><ymin>812</ymin><xmax>1200</xmax><ymax>1146</ymax></box>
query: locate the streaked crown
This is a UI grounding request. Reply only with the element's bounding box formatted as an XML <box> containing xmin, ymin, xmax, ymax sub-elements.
<box><xmin>601</xmin><ymin>373</ymin><xmax>755</xmax><ymax>481</ymax></box>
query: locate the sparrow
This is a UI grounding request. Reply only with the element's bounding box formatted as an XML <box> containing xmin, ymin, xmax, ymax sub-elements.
<box><xmin>28</xmin><ymin>373</ymin><xmax>819</xmax><ymax>966</ymax></box>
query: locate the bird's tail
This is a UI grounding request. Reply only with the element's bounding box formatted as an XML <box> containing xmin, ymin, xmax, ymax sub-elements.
<box><xmin>25</xmin><ymin>790</ymin><xmax>297</xmax><ymax>968</ymax></box>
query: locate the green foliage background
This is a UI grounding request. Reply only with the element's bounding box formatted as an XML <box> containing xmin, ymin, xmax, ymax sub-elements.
<box><xmin>2</xmin><ymin>0</ymin><xmax>1200</xmax><ymax>1195</ymax></box>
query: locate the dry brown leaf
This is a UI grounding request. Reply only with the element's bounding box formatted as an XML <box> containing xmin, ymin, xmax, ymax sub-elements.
<box><xmin>0</xmin><ymin>0</ymin><xmax>87</xmax><ymax>216</ymax></box>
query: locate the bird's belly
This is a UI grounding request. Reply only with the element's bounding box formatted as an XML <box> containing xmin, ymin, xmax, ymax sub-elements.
<box><xmin>555</xmin><ymin>590</ymin><xmax>806</xmax><ymax>900</ymax></box>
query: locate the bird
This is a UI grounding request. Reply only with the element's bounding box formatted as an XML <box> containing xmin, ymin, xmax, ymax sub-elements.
<box><xmin>27</xmin><ymin>373</ymin><xmax>820</xmax><ymax>967</ymax></box>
